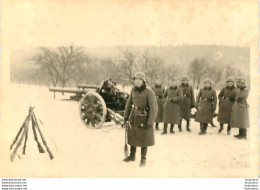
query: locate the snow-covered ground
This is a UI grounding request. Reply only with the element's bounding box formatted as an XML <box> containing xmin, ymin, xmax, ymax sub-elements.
<box><xmin>0</xmin><ymin>84</ymin><xmax>254</xmax><ymax>177</ymax></box>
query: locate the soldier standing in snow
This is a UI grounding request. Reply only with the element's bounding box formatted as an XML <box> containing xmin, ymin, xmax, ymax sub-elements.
<box><xmin>195</xmin><ymin>78</ymin><xmax>217</xmax><ymax>135</ymax></box>
<box><xmin>179</xmin><ymin>75</ymin><xmax>195</xmax><ymax>132</ymax></box>
<box><xmin>230</xmin><ymin>77</ymin><xmax>249</xmax><ymax>139</ymax></box>
<box><xmin>123</xmin><ymin>72</ymin><xmax>158</xmax><ymax>167</ymax></box>
<box><xmin>217</xmin><ymin>77</ymin><xmax>236</xmax><ymax>135</ymax></box>
<box><xmin>152</xmin><ymin>76</ymin><xmax>165</xmax><ymax>130</ymax></box>
<box><xmin>162</xmin><ymin>78</ymin><xmax>183</xmax><ymax>135</ymax></box>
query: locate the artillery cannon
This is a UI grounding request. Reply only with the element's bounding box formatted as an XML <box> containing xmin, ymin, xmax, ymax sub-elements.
<box><xmin>49</xmin><ymin>79</ymin><xmax>129</xmax><ymax>128</ymax></box>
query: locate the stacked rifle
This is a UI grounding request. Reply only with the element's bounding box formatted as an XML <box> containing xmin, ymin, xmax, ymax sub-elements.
<box><xmin>10</xmin><ymin>107</ymin><xmax>54</xmax><ymax>162</ymax></box>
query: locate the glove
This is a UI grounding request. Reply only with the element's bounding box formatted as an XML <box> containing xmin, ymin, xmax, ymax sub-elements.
<box><xmin>207</xmin><ymin>98</ymin><xmax>213</xmax><ymax>102</ymax></box>
<box><xmin>229</xmin><ymin>97</ymin><xmax>235</xmax><ymax>102</ymax></box>
<box><xmin>171</xmin><ymin>97</ymin><xmax>179</xmax><ymax>103</ymax></box>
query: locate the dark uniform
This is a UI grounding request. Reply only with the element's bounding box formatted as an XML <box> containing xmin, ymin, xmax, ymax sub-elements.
<box><xmin>195</xmin><ymin>78</ymin><xmax>217</xmax><ymax>135</ymax></box>
<box><xmin>217</xmin><ymin>77</ymin><xmax>236</xmax><ymax>134</ymax></box>
<box><xmin>179</xmin><ymin>75</ymin><xmax>195</xmax><ymax>132</ymax></box>
<box><xmin>231</xmin><ymin>77</ymin><xmax>249</xmax><ymax>139</ymax></box>
<box><xmin>162</xmin><ymin>81</ymin><xmax>183</xmax><ymax>134</ymax></box>
<box><xmin>123</xmin><ymin>72</ymin><xmax>158</xmax><ymax>167</ymax></box>
<box><xmin>152</xmin><ymin>84</ymin><xmax>165</xmax><ymax>130</ymax></box>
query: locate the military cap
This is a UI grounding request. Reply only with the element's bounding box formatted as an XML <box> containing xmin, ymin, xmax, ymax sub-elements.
<box><xmin>134</xmin><ymin>72</ymin><xmax>146</xmax><ymax>82</ymax></box>
<box><xmin>226</xmin><ymin>77</ymin><xmax>235</xmax><ymax>83</ymax></box>
<box><xmin>182</xmin><ymin>75</ymin><xmax>189</xmax><ymax>81</ymax></box>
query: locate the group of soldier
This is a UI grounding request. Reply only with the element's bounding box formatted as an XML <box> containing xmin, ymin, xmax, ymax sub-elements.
<box><xmin>123</xmin><ymin>71</ymin><xmax>249</xmax><ymax>167</ymax></box>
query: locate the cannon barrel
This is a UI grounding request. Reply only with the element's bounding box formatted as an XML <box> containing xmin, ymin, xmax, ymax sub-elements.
<box><xmin>49</xmin><ymin>87</ymin><xmax>86</xmax><ymax>94</ymax></box>
<box><xmin>77</xmin><ymin>84</ymin><xmax>99</xmax><ymax>89</ymax></box>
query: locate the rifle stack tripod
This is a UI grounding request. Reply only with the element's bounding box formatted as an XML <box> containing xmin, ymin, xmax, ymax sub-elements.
<box><xmin>10</xmin><ymin>107</ymin><xmax>54</xmax><ymax>162</ymax></box>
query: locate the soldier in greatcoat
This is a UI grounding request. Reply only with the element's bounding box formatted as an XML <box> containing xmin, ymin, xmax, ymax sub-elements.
<box><xmin>195</xmin><ymin>78</ymin><xmax>217</xmax><ymax>135</ymax></box>
<box><xmin>217</xmin><ymin>77</ymin><xmax>236</xmax><ymax>135</ymax></box>
<box><xmin>152</xmin><ymin>76</ymin><xmax>165</xmax><ymax>130</ymax></box>
<box><xmin>123</xmin><ymin>72</ymin><xmax>158</xmax><ymax>167</ymax></box>
<box><xmin>161</xmin><ymin>78</ymin><xmax>183</xmax><ymax>135</ymax></box>
<box><xmin>179</xmin><ymin>75</ymin><xmax>195</xmax><ymax>132</ymax></box>
<box><xmin>230</xmin><ymin>77</ymin><xmax>249</xmax><ymax>139</ymax></box>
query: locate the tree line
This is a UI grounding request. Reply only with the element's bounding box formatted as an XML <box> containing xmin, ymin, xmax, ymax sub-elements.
<box><xmin>13</xmin><ymin>44</ymin><xmax>248</xmax><ymax>90</ymax></box>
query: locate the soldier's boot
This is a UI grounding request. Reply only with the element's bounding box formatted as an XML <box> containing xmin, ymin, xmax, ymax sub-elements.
<box><xmin>161</xmin><ymin>124</ymin><xmax>168</xmax><ymax>135</ymax></box>
<box><xmin>140</xmin><ymin>147</ymin><xmax>147</xmax><ymax>167</ymax></box>
<box><xmin>186</xmin><ymin>120</ymin><xmax>191</xmax><ymax>132</ymax></box>
<box><xmin>204</xmin><ymin>124</ymin><xmax>208</xmax><ymax>134</ymax></box>
<box><xmin>237</xmin><ymin>129</ymin><xmax>247</xmax><ymax>139</ymax></box>
<box><xmin>199</xmin><ymin>123</ymin><xmax>207</xmax><ymax>135</ymax></box>
<box><xmin>155</xmin><ymin>123</ymin><xmax>159</xmax><ymax>131</ymax></box>
<box><xmin>227</xmin><ymin>124</ymin><xmax>231</xmax><ymax>135</ymax></box>
<box><xmin>234</xmin><ymin>129</ymin><xmax>242</xmax><ymax>138</ymax></box>
<box><xmin>123</xmin><ymin>146</ymin><xmax>136</xmax><ymax>162</ymax></box>
<box><xmin>210</xmin><ymin>122</ymin><xmax>216</xmax><ymax>128</ymax></box>
<box><xmin>199</xmin><ymin>123</ymin><xmax>203</xmax><ymax>135</ymax></box>
<box><xmin>178</xmin><ymin>119</ymin><xmax>183</xmax><ymax>132</ymax></box>
<box><xmin>218</xmin><ymin>124</ymin><xmax>224</xmax><ymax>134</ymax></box>
<box><xmin>170</xmin><ymin>124</ymin><xmax>175</xmax><ymax>134</ymax></box>
<box><xmin>243</xmin><ymin>129</ymin><xmax>247</xmax><ymax>139</ymax></box>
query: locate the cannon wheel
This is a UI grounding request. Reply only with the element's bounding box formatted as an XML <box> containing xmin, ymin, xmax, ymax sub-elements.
<box><xmin>79</xmin><ymin>92</ymin><xmax>107</xmax><ymax>129</ymax></box>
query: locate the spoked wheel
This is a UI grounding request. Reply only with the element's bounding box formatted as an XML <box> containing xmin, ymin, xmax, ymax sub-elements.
<box><xmin>79</xmin><ymin>92</ymin><xmax>107</xmax><ymax>129</ymax></box>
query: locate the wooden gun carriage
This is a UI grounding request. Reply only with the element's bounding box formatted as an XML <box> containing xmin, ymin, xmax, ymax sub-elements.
<box><xmin>49</xmin><ymin>79</ymin><xmax>129</xmax><ymax>128</ymax></box>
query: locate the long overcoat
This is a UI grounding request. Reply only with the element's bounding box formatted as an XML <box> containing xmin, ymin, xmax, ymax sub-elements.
<box><xmin>152</xmin><ymin>85</ymin><xmax>165</xmax><ymax>122</ymax></box>
<box><xmin>179</xmin><ymin>84</ymin><xmax>195</xmax><ymax>120</ymax></box>
<box><xmin>230</xmin><ymin>87</ymin><xmax>249</xmax><ymax>128</ymax></box>
<box><xmin>217</xmin><ymin>86</ymin><xmax>236</xmax><ymax>124</ymax></box>
<box><xmin>163</xmin><ymin>86</ymin><xmax>183</xmax><ymax>124</ymax></box>
<box><xmin>124</xmin><ymin>85</ymin><xmax>158</xmax><ymax>147</ymax></box>
<box><xmin>195</xmin><ymin>87</ymin><xmax>217</xmax><ymax>124</ymax></box>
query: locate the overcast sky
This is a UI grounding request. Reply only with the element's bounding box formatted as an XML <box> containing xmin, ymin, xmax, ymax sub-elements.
<box><xmin>3</xmin><ymin>0</ymin><xmax>258</xmax><ymax>50</ymax></box>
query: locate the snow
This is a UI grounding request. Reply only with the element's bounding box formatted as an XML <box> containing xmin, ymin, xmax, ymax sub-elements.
<box><xmin>0</xmin><ymin>84</ymin><xmax>253</xmax><ymax>178</ymax></box>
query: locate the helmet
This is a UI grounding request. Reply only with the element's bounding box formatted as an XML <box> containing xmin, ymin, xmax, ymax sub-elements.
<box><xmin>170</xmin><ymin>77</ymin><xmax>177</xmax><ymax>82</ymax></box>
<box><xmin>226</xmin><ymin>77</ymin><xmax>235</xmax><ymax>83</ymax></box>
<box><xmin>204</xmin><ymin>78</ymin><xmax>212</xmax><ymax>84</ymax></box>
<box><xmin>182</xmin><ymin>75</ymin><xmax>189</xmax><ymax>81</ymax></box>
<box><xmin>236</xmin><ymin>77</ymin><xmax>246</xmax><ymax>85</ymax></box>
<box><xmin>134</xmin><ymin>72</ymin><xmax>146</xmax><ymax>82</ymax></box>
<box><xmin>156</xmin><ymin>76</ymin><xmax>161</xmax><ymax>80</ymax></box>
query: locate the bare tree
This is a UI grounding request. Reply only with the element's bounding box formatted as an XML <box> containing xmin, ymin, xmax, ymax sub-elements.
<box><xmin>223</xmin><ymin>65</ymin><xmax>236</xmax><ymax>79</ymax></box>
<box><xmin>206</xmin><ymin>65</ymin><xmax>223</xmax><ymax>89</ymax></box>
<box><xmin>139</xmin><ymin>50</ymin><xmax>163</xmax><ymax>85</ymax></box>
<box><xmin>188</xmin><ymin>57</ymin><xmax>208</xmax><ymax>92</ymax></box>
<box><xmin>56</xmin><ymin>45</ymin><xmax>88</xmax><ymax>88</ymax></box>
<box><xmin>111</xmin><ymin>47</ymin><xmax>137</xmax><ymax>87</ymax></box>
<box><xmin>31</xmin><ymin>47</ymin><xmax>60</xmax><ymax>87</ymax></box>
<box><xmin>162</xmin><ymin>62</ymin><xmax>181</xmax><ymax>86</ymax></box>
<box><xmin>31</xmin><ymin>45</ymin><xmax>88</xmax><ymax>88</ymax></box>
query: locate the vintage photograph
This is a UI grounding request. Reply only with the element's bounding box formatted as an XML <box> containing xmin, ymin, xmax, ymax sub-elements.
<box><xmin>0</xmin><ymin>0</ymin><xmax>258</xmax><ymax>178</ymax></box>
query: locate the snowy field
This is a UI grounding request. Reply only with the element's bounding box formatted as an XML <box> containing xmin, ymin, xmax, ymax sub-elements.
<box><xmin>0</xmin><ymin>84</ymin><xmax>254</xmax><ymax>178</ymax></box>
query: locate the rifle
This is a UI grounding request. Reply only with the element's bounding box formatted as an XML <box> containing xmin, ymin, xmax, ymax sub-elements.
<box><xmin>124</xmin><ymin>121</ymin><xmax>129</xmax><ymax>158</ymax></box>
<box><xmin>32</xmin><ymin>112</ymin><xmax>54</xmax><ymax>160</ymax></box>
<box><xmin>124</xmin><ymin>107</ymin><xmax>134</xmax><ymax>158</ymax></box>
